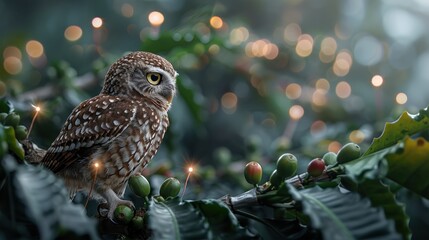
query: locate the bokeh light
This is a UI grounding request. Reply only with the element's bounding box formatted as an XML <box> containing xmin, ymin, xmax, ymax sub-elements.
<box><xmin>371</xmin><ymin>75</ymin><xmax>383</xmax><ymax>87</ymax></box>
<box><xmin>310</xmin><ymin>120</ymin><xmax>327</xmax><ymax>135</ymax></box>
<box><xmin>284</xmin><ymin>23</ymin><xmax>301</xmax><ymax>45</ymax></box>
<box><xmin>25</xmin><ymin>40</ymin><xmax>44</xmax><ymax>58</ymax></box>
<box><xmin>333</xmin><ymin>50</ymin><xmax>352</xmax><ymax>77</ymax></box>
<box><xmin>230</xmin><ymin>27</ymin><xmax>249</xmax><ymax>45</ymax></box>
<box><xmin>396</xmin><ymin>92</ymin><xmax>408</xmax><ymax>104</ymax></box>
<box><xmin>92</xmin><ymin>17</ymin><xmax>103</xmax><ymax>28</ymax></box>
<box><xmin>349</xmin><ymin>130</ymin><xmax>365</xmax><ymax>144</ymax></box>
<box><xmin>328</xmin><ymin>141</ymin><xmax>342</xmax><ymax>153</ymax></box>
<box><xmin>289</xmin><ymin>105</ymin><xmax>304</xmax><ymax>120</ymax></box>
<box><xmin>295</xmin><ymin>34</ymin><xmax>313</xmax><ymax>57</ymax></box>
<box><xmin>148</xmin><ymin>11</ymin><xmax>164</xmax><ymax>27</ymax></box>
<box><xmin>3</xmin><ymin>46</ymin><xmax>22</xmax><ymax>59</ymax></box>
<box><xmin>3</xmin><ymin>56</ymin><xmax>22</xmax><ymax>75</ymax></box>
<box><xmin>210</xmin><ymin>16</ymin><xmax>223</xmax><ymax>29</ymax></box>
<box><xmin>336</xmin><ymin>81</ymin><xmax>352</xmax><ymax>99</ymax></box>
<box><xmin>121</xmin><ymin>3</ymin><xmax>134</xmax><ymax>18</ymax></box>
<box><xmin>315</xmin><ymin>78</ymin><xmax>330</xmax><ymax>93</ymax></box>
<box><xmin>319</xmin><ymin>37</ymin><xmax>337</xmax><ymax>63</ymax></box>
<box><xmin>221</xmin><ymin>92</ymin><xmax>238</xmax><ymax>112</ymax></box>
<box><xmin>285</xmin><ymin>83</ymin><xmax>302</xmax><ymax>100</ymax></box>
<box><xmin>64</xmin><ymin>25</ymin><xmax>83</xmax><ymax>41</ymax></box>
<box><xmin>312</xmin><ymin>90</ymin><xmax>327</xmax><ymax>106</ymax></box>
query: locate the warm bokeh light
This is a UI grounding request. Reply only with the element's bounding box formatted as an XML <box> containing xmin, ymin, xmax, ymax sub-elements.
<box><xmin>32</xmin><ymin>104</ymin><xmax>41</xmax><ymax>112</ymax></box>
<box><xmin>320</xmin><ymin>37</ymin><xmax>337</xmax><ymax>63</ymax></box>
<box><xmin>371</xmin><ymin>75</ymin><xmax>383</xmax><ymax>87</ymax></box>
<box><xmin>284</xmin><ymin>23</ymin><xmax>302</xmax><ymax>45</ymax></box>
<box><xmin>3</xmin><ymin>56</ymin><xmax>22</xmax><ymax>75</ymax></box>
<box><xmin>285</xmin><ymin>83</ymin><xmax>302</xmax><ymax>100</ymax></box>
<box><xmin>221</xmin><ymin>92</ymin><xmax>238</xmax><ymax>110</ymax></box>
<box><xmin>312</xmin><ymin>89</ymin><xmax>327</xmax><ymax>106</ymax></box>
<box><xmin>25</xmin><ymin>40</ymin><xmax>44</xmax><ymax>58</ymax></box>
<box><xmin>396</xmin><ymin>92</ymin><xmax>408</xmax><ymax>105</ymax></box>
<box><xmin>92</xmin><ymin>17</ymin><xmax>103</xmax><ymax>28</ymax></box>
<box><xmin>328</xmin><ymin>141</ymin><xmax>342</xmax><ymax>153</ymax></box>
<box><xmin>121</xmin><ymin>3</ymin><xmax>134</xmax><ymax>18</ymax></box>
<box><xmin>148</xmin><ymin>11</ymin><xmax>164</xmax><ymax>27</ymax></box>
<box><xmin>289</xmin><ymin>105</ymin><xmax>304</xmax><ymax>120</ymax></box>
<box><xmin>210</xmin><ymin>16</ymin><xmax>223</xmax><ymax>29</ymax></box>
<box><xmin>310</xmin><ymin>120</ymin><xmax>327</xmax><ymax>135</ymax></box>
<box><xmin>208</xmin><ymin>44</ymin><xmax>220</xmax><ymax>55</ymax></box>
<box><xmin>230</xmin><ymin>27</ymin><xmax>249</xmax><ymax>45</ymax></box>
<box><xmin>333</xmin><ymin>50</ymin><xmax>352</xmax><ymax>77</ymax></box>
<box><xmin>245</xmin><ymin>39</ymin><xmax>277</xmax><ymax>59</ymax></box>
<box><xmin>336</xmin><ymin>81</ymin><xmax>351</xmax><ymax>99</ymax></box>
<box><xmin>315</xmin><ymin>78</ymin><xmax>330</xmax><ymax>93</ymax></box>
<box><xmin>188</xmin><ymin>167</ymin><xmax>194</xmax><ymax>173</ymax></box>
<box><xmin>3</xmin><ymin>46</ymin><xmax>22</xmax><ymax>59</ymax></box>
<box><xmin>295</xmin><ymin>34</ymin><xmax>313</xmax><ymax>57</ymax></box>
<box><xmin>349</xmin><ymin>130</ymin><xmax>365</xmax><ymax>144</ymax></box>
<box><xmin>64</xmin><ymin>25</ymin><xmax>83</xmax><ymax>41</ymax></box>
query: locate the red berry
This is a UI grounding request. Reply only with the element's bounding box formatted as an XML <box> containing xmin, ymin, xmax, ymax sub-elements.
<box><xmin>244</xmin><ymin>161</ymin><xmax>262</xmax><ymax>185</ymax></box>
<box><xmin>307</xmin><ymin>158</ymin><xmax>325</xmax><ymax>177</ymax></box>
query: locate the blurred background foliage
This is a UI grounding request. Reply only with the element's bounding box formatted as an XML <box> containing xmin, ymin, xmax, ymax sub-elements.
<box><xmin>1</xmin><ymin>0</ymin><xmax>429</xmax><ymax>237</ymax></box>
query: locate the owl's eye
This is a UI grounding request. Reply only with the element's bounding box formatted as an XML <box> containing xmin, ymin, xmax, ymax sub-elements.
<box><xmin>146</xmin><ymin>73</ymin><xmax>162</xmax><ymax>85</ymax></box>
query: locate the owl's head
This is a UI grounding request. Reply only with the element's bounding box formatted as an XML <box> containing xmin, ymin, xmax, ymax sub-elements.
<box><xmin>102</xmin><ymin>51</ymin><xmax>178</xmax><ymax>109</ymax></box>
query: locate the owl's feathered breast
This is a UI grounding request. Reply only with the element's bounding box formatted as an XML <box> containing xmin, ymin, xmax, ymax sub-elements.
<box><xmin>41</xmin><ymin>94</ymin><xmax>168</xmax><ymax>174</ymax></box>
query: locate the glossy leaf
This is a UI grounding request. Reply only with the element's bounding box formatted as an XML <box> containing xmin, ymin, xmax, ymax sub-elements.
<box><xmin>148</xmin><ymin>197</ymin><xmax>254</xmax><ymax>239</ymax></box>
<box><xmin>288</xmin><ymin>185</ymin><xmax>401</xmax><ymax>240</ymax></box>
<box><xmin>385</xmin><ymin>137</ymin><xmax>429</xmax><ymax>199</ymax></box>
<box><xmin>358</xmin><ymin>180</ymin><xmax>411</xmax><ymax>240</ymax></box>
<box><xmin>364</xmin><ymin>107</ymin><xmax>429</xmax><ymax>156</ymax></box>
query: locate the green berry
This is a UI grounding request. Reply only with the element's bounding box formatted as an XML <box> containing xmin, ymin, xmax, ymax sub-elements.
<box><xmin>159</xmin><ymin>177</ymin><xmax>181</xmax><ymax>199</ymax></box>
<box><xmin>276</xmin><ymin>153</ymin><xmax>298</xmax><ymax>179</ymax></box>
<box><xmin>130</xmin><ymin>216</ymin><xmax>144</xmax><ymax>230</ymax></box>
<box><xmin>128</xmin><ymin>174</ymin><xmax>151</xmax><ymax>198</ymax></box>
<box><xmin>307</xmin><ymin>158</ymin><xmax>325</xmax><ymax>177</ymax></box>
<box><xmin>337</xmin><ymin>143</ymin><xmax>361</xmax><ymax>164</ymax></box>
<box><xmin>322</xmin><ymin>152</ymin><xmax>337</xmax><ymax>166</ymax></box>
<box><xmin>113</xmin><ymin>205</ymin><xmax>134</xmax><ymax>224</ymax></box>
<box><xmin>269</xmin><ymin>169</ymin><xmax>284</xmax><ymax>187</ymax></box>
<box><xmin>15</xmin><ymin>125</ymin><xmax>28</xmax><ymax>141</ymax></box>
<box><xmin>244</xmin><ymin>161</ymin><xmax>262</xmax><ymax>185</ymax></box>
<box><xmin>4</xmin><ymin>112</ymin><xmax>20</xmax><ymax>127</ymax></box>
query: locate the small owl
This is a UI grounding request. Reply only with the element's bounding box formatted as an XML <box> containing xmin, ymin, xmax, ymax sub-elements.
<box><xmin>41</xmin><ymin>51</ymin><xmax>177</xmax><ymax>219</ymax></box>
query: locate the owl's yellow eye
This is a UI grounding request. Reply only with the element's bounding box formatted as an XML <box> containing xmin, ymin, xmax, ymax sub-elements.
<box><xmin>146</xmin><ymin>73</ymin><xmax>162</xmax><ymax>85</ymax></box>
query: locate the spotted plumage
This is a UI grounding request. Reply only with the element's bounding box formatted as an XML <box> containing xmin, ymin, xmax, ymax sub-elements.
<box><xmin>41</xmin><ymin>51</ymin><xmax>177</xmax><ymax>219</ymax></box>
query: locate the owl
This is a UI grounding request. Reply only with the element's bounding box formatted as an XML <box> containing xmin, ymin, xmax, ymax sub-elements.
<box><xmin>41</xmin><ymin>51</ymin><xmax>177</xmax><ymax>220</ymax></box>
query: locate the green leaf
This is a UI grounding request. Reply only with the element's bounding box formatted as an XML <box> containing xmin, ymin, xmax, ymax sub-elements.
<box><xmin>148</xmin><ymin>197</ymin><xmax>254</xmax><ymax>239</ymax></box>
<box><xmin>358</xmin><ymin>180</ymin><xmax>411</xmax><ymax>240</ymax></box>
<box><xmin>176</xmin><ymin>74</ymin><xmax>205</xmax><ymax>124</ymax></box>
<box><xmin>385</xmin><ymin>137</ymin><xmax>429</xmax><ymax>199</ymax></box>
<box><xmin>364</xmin><ymin>107</ymin><xmax>429</xmax><ymax>156</ymax></box>
<box><xmin>288</xmin><ymin>185</ymin><xmax>401</xmax><ymax>240</ymax></box>
<box><xmin>10</xmin><ymin>163</ymin><xmax>98</xmax><ymax>239</ymax></box>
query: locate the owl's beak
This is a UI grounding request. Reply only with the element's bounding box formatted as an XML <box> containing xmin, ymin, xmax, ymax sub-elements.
<box><xmin>165</xmin><ymin>94</ymin><xmax>174</xmax><ymax>104</ymax></box>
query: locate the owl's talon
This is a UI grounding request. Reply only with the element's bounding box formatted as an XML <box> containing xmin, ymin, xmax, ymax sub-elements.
<box><xmin>107</xmin><ymin>199</ymin><xmax>135</xmax><ymax>221</ymax></box>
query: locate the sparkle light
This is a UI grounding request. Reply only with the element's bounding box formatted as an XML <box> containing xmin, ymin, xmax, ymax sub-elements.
<box><xmin>92</xmin><ymin>17</ymin><xmax>103</xmax><ymax>28</ymax></box>
<box><xmin>64</xmin><ymin>25</ymin><xmax>83</xmax><ymax>41</ymax></box>
<box><xmin>181</xmin><ymin>164</ymin><xmax>195</xmax><ymax>199</ymax></box>
<box><xmin>25</xmin><ymin>40</ymin><xmax>44</xmax><ymax>58</ymax></box>
<box><xmin>210</xmin><ymin>16</ymin><xmax>223</xmax><ymax>29</ymax></box>
<box><xmin>27</xmin><ymin>104</ymin><xmax>41</xmax><ymax>139</ymax></box>
<box><xmin>148</xmin><ymin>11</ymin><xmax>164</xmax><ymax>27</ymax></box>
<box><xmin>371</xmin><ymin>75</ymin><xmax>383</xmax><ymax>87</ymax></box>
<box><xmin>285</xmin><ymin>83</ymin><xmax>302</xmax><ymax>100</ymax></box>
<box><xmin>85</xmin><ymin>161</ymin><xmax>101</xmax><ymax>208</ymax></box>
<box><xmin>335</xmin><ymin>81</ymin><xmax>351</xmax><ymax>99</ymax></box>
<box><xmin>396</xmin><ymin>92</ymin><xmax>408</xmax><ymax>105</ymax></box>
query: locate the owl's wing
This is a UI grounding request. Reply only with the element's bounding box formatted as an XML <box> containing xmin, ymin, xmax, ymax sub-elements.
<box><xmin>41</xmin><ymin>94</ymin><xmax>137</xmax><ymax>173</ymax></box>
